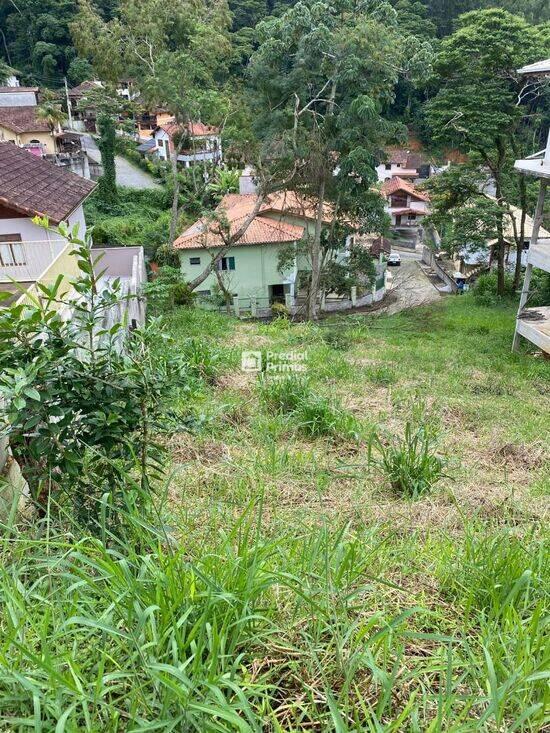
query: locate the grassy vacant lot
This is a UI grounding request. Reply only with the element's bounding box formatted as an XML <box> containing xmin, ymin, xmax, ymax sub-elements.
<box><xmin>0</xmin><ymin>296</ymin><xmax>548</xmax><ymax>731</ymax></box>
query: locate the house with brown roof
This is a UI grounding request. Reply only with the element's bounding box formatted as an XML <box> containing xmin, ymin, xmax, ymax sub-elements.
<box><xmin>0</xmin><ymin>106</ymin><xmax>59</xmax><ymax>155</ymax></box>
<box><xmin>380</xmin><ymin>176</ymin><xmax>430</xmax><ymax>227</ymax></box>
<box><xmin>150</xmin><ymin>119</ymin><xmax>222</xmax><ymax>168</ymax></box>
<box><xmin>376</xmin><ymin>147</ymin><xmax>442</xmax><ymax>184</ymax></box>
<box><xmin>0</xmin><ymin>143</ymin><xmax>95</xmax><ymax>303</ymax></box>
<box><xmin>173</xmin><ymin>183</ymin><xmax>385</xmax><ymax>308</ymax></box>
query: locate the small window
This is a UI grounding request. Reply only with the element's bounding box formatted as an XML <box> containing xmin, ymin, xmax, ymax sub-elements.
<box><xmin>157</xmin><ymin>138</ymin><xmax>163</xmax><ymax>147</ymax></box>
<box><xmin>0</xmin><ymin>234</ymin><xmax>24</xmax><ymax>266</ymax></box>
<box><xmin>189</xmin><ymin>256</ymin><xmax>201</xmax><ymax>265</ymax></box>
<box><xmin>384</xmin><ymin>163</ymin><xmax>391</xmax><ymax>170</ymax></box>
<box><xmin>219</xmin><ymin>256</ymin><xmax>235</xmax><ymax>271</ymax></box>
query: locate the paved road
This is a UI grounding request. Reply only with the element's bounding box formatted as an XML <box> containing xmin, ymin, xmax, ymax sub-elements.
<box><xmin>81</xmin><ymin>134</ymin><xmax>161</xmax><ymax>190</ymax></box>
<box><xmin>382</xmin><ymin>254</ymin><xmax>443</xmax><ymax>315</ymax></box>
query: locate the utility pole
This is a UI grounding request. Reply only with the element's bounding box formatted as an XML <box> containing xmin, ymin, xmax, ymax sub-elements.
<box><xmin>64</xmin><ymin>77</ymin><xmax>73</xmax><ymax>131</ymax></box>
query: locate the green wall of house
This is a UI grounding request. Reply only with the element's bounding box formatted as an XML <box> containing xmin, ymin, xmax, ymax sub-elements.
<box><xmin>179</xmin><ymin>241</ymin><xmax>297</xmax><ymax>301</ymax></box>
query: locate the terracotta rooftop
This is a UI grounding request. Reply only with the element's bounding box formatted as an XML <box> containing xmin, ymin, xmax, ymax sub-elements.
<box><xmin>0</xmin><ymin>143</ymin><xmax>96</xmax><ymax>223</ymax></box>
<box><xmin>381</xmin><ymin>176</ymin><xmax>430</xmax><ymax>202</ymax></box>
<box><xmin>0</xmin><ymin>106</ymin><xmax>50</xmax><ymax>133</ymax></box>
<box><xmin>156</xmin><ymin>118</ymin><xmax>220</xmax><ymax>140</ymax></box>
<box><xmin>174</xmin><ymin>193</ymin><xmax>307</xmax><ymax>250</ymax></box>
<box><xmin>68</xmin><ymin>80</ymin><xmax>103</xmax><ymax>97</ymax></box>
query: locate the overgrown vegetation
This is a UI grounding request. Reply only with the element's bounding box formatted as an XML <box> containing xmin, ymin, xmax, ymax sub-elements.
<box><xmin>1</xmin><ymin>294</ymin><xmax>548</xmax><ymax>729</ymax></box>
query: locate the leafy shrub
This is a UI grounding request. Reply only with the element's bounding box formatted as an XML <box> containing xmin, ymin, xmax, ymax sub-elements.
<box><xmin>372</xmin><ymin>420</ymin><xmax>447</xmax><ymax>498</ymax></box>
<box><xmin>181</xmin><ymin>337</ymin><xmax>222</xmax><ymax>383</ymax></box>
<box><xmin>472</xmin><ymin>272</ymin><xmax>515</xmax><ymax>306</ymax></box>
<box><xmin>0</xmin><ymin>229</ymin><xmax>185</xmax><ymax>526</ymax></box>
<box><xmin>321</xmin><ymin>327</ymin><xmax>352</xmax><ymax>350</ymax></box>
<box><xmin>173</xmin><ymin>282</ymin><xmax>196</xmax><ymax>306</ymax></box>
<box><xmin>271</xmin><ymin>301</ymin><xmax>290</xmax><ymax>319</ymax></box>
<box><xmin>258</xmin><ymin>376</ymin><xmax>359</xmax><ymax>439</ymax></box>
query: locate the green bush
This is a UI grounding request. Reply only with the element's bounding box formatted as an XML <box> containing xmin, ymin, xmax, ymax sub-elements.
<box><xmin>258</xmin><ymin>376</ymin><xmax>359</xmax><ymax>439</ymax></box>
<box><xmin>372</xmin><ymin>420</ymin><xmax>448</xmax><ymax>499</ymax></box>
<box><xmin>173</xmin><ymin>282</ymin><xmax>195</xmax><ymax>306</ymax></box>
<box><xmin>271</xmin><ymin>301</ymin><xmax>290</xmax><ymax>319</ymax></box>
<box><xmin>472</xmin><ymin>272</ymin><xmax>516</xmax><ymax>306</ymax></box>
<box><xmin>528</xmin><ymin>269</ymin><xmax>550</xmax><ymax>307</ymax></box>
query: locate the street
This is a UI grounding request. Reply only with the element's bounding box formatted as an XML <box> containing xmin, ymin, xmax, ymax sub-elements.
<box><xmin>81</xmin><ymin>134</ymin><xmax>161</xmax><ymax>190</ymax></box>
<box><xmin>381</xmin><ymin>248</ymin><xmax>443</xmax><ymax>315</ymax></box>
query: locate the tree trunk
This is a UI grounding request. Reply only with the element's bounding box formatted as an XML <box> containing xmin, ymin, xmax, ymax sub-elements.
<box><xmin>307</xmin><ymin>178</ymin><xmax>326</xmax><ymax>320</ymax></box>
<box><xmin>169</xmin><ymin>150</ymin><xmax>180</xmax><ymax>244</ymax></box>
<box><xmin>306</xmin><ymin>78</ymin><xmax>337</xmax><ymax>321</ymax></box>
<box><xmin>493</xmin><ymin>171</ymin><xmax>506</xmax><ymax>297</ymax></box>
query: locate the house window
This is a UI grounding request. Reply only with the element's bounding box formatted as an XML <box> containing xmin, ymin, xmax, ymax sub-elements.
<box><xmin>189</xmin><ymin>256</ymin><xmax>201</xmax><ymax>265</ymax></box>
<box><xmin>157</xmin><ymin>138</ymin><xmax>163</xmax><ymax>146</ymax></box>
<box><xmin>219</xmin><ymin>256</ymin><xmax>235</xmax><ymax>271</ymax></box>
<box><xmin>0</xmin><ymin>234</ymin><xmax>25</xmax><ymax>266</ymax></box>
<box><xmin>384</xmin><ymin>163</ymin><xmax>391</xmax><ymax>170</ymax></box>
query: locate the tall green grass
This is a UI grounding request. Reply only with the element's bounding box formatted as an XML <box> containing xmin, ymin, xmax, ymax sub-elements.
<box><xmin>0</xmin><ymin>505</ymin><xmax>547</xmax><ymax>731</ymax></box>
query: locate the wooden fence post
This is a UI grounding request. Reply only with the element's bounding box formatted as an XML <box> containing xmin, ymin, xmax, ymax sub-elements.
<box><xmin>350</xmin><ymin>286</ymin><xmax>357</xmax><ymax>306</ymax></box>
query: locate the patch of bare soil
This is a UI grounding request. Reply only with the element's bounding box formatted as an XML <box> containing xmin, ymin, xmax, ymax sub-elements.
<box><xmin>215</xmin><ymin>370</ymin><xmax>256</xmax><ymax>392</ymax></box>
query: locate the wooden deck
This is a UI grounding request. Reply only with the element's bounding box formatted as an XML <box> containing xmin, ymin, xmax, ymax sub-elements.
<box><xmin>514</xmin><ymin>158</ymin><xmax>550</xmax><ymax>179</ymax></box>
<box><xmin>516</xmin><ymin>306</ymin><xmax>550</xmax><ymax>353</ymax></box>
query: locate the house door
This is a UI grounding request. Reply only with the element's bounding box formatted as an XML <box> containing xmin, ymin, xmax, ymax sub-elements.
<box><xmin>269</xmin><ymin>284</ymin><xmax>285</xmax><ymax>304</ymax></box>
<box><xmin>395</xmin><ymin>215</ymin><xmax>402</xmax><ymax>226</ymax></box>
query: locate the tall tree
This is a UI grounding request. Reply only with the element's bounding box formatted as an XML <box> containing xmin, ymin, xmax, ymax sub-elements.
<box><xmin>72</xmin><ymin>0</ymin><xmax>233</xmax><ymax>240</ymax></box>
<box><xmin>426</xmin><ymin>9</ymin><xmax>549</xmax><ymax>294</ymax></box>
<box><xmin>248</xmin><ymin>0</ymin><xmax>428</xmax><ymax>319</ymax></box>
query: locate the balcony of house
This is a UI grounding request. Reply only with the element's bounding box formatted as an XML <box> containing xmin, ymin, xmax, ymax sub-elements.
<box><xmin>0</xmin><ymin>239</ymin><xmax>67</xmax><ymax>284</ymax></box>
<box><xmin>176</xmin><ymin>148</ymin><xmax>221</xmax><ymax>166</ymax></box>
<box><xmin>516</xmin><ymin>306</ymin><xmax>550</xmax><ymax>354</ymax></box>
<box><xmin>514</xmin><ymin>135</ymin><xmax>550</xmax><ymax>179</ymax></box>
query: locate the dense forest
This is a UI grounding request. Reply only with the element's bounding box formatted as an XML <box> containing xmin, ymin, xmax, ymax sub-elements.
<box><xmin>1</xmin><ymin>0</ymin><xmax>549</xmax><ymax>85</ymax></box>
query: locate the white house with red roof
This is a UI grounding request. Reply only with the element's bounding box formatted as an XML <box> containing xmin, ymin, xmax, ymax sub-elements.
<box><xmin>151</xmin><ymin>119</ymin><xmax>222</xmax><ymax>168</ymax></box>
<box><xmin>380</xmin><ymin>176</ymin><xmax>430</xmax><ymax>227</ymax></box>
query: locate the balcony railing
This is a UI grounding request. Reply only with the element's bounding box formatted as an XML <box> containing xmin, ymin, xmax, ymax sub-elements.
<box><xmin>0</xmin><ymin>239</ymin><xmax>68</xmax><ymax>284</ymax></box>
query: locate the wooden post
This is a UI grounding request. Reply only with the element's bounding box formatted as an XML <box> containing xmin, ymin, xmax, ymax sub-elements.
<box><xmin>350</xmin><ymin>286</ymin><xmax>357</xmax><ymax>306</ymax></box>
<box><xmin>251</xmin><ymin>297</ymin><xmax>257</xmax><ymax>318</ymax></box>
<box><xmin>513</xmin><ymin>179</ymin><xmax>547</xmax><ymax>351</ymax></box>
<box><xmin>233</xmin><ymin>295</ymin><xmax>240</xmax><ymax>318</ymax></box>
